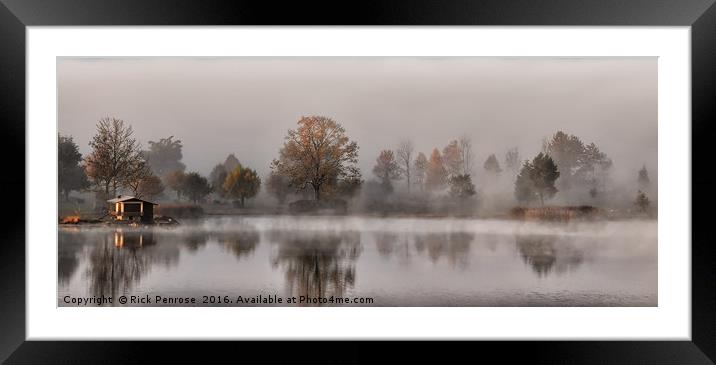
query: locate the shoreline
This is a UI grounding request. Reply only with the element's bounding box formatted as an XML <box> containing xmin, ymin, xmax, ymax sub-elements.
<box><xmin>58</xmin><ymin>212</ymin><xmax>657</xmax><ymax>229</ymax></box>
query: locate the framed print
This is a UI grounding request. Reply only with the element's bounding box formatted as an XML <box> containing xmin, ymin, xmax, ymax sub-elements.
<box><xmin>1</xmin><ymin>0</ymin><xmax>715</xmax><ymax>363</ymax></box>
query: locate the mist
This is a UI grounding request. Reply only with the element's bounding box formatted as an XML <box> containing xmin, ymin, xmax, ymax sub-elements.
<box><xmin>58</xmin><ymin>56</ymin><xmax>657</xmax><ymax>190</ymax></box>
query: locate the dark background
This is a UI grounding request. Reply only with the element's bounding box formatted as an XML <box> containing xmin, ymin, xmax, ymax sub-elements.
<box><xmin>1</xmin><ymin>0</ymin><xmax>714</xmax><ymax>363</ymax></box>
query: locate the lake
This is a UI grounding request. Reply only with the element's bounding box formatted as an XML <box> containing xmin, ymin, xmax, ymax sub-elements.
<box><xmin>58</xmin><ymin>215</ymin><xmax>657</xmax><ymax>306</ymax></box>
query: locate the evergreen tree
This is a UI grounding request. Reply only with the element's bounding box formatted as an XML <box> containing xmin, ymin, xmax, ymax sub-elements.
<box><xmin>638</xmin><ymin>165</ymin><xmax>650</xmax><ymax>190</ymax></box>
<box><xmin>58</xmin><ymin>134</ymin><xmax>89</xmax><ymax>201</ymax></box>
<box><xmin>504</xmin><ymin>147</ymin><xmax>521</xmax><ymax>174</ymax></box>
<box><xmin>483</xmin><ymin>154</ymin><xmax>502</xmax><ymax>174</ymax></box>
<box><xmin>372</xmin><ymin>149</ymin><xmax>402</xmax><ymax>193</ymax></box>
<box><xmin>514</xmin><ymin>153</ymin><xmax>560</xmax><ymax>206</ymax></box>
<box><xmin>448</xmin><ymin>174</ymin><xmax>476</xmax><ymax>198</ymax></box>
<box><xmin>635</xmin><ymin>190</ymin><xmax>651</xmax><ymax>214</ymax></box>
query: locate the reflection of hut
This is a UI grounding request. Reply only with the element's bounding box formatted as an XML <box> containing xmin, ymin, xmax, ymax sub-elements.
<box><xmin>107</xmin><ymin>196</ymin><xmax>157</xmax><ymax>223</ymax></box>
<box><xmin>113</xmin><ymin>230</ymin><xmax>155</xmax><ymax>248</ymax></box>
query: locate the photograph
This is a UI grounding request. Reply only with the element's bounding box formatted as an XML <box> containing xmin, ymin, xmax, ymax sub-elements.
<box><xmin>57</xmin><ymin>56</ymin><xmax>657</xmax><ymax>307</ymax></box>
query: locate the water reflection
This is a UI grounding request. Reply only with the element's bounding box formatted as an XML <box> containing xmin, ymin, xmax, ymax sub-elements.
<box><xmin>375</xmin><ymin>232</ymin><xmax>399</xmax><ymax>257</ymax></box>
<box><xmin>269</xmin><ymin>230</ymin><xmax>361</xmax><ymax>305</ymax></box>
<box><xmin>515</xmin><ymin>234</ymin><xmax>584</xmax><ymax>277</ymax></box>
<box><xmin>58</xmin><ymin>217</ymin><xmax>658</xmax><ymax>306</ymax></box>
<box><xmin>215</xmin><ymin>228</ymin><xmax>260</xmax><ymax>259</ymax></box>
<box><xmin>86</xmin><ymin>233</ymin><xmax>149</xmax><ymax>298</ymax></box>
<box><xmin>85</xmin><ymin>230</ymin><xmax>179</xmax><ymax>298</ymax></box>
<box><xmin>414</xmin><ymin>232</ymin><xmax>473</xmax><ymax>268</ymax></box>
<box><xmin>58</xmin><ymin>232</ymin><xmax>84</xmax><ymax>285</ymax></box>
<box><xmin>184</xmin><ymin>232</ymin><xmax>208</xmax><ymax>252</ymax></box>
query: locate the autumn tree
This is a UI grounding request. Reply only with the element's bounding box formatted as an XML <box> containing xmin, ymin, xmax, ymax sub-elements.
<box><xmin>143</xmin><ymin>136</ymin><xmax>185</xmax><ymax>177</ymax></box>
<box><xmin>514</xmin><ymin>153</ymin><xmax>560</xmax><ymax>206</ymax></box>
<box><xmin>504</xmin><ymin>147</ymin><xmax>521</xmax><ymax>174</ymax></box>
<box><xmin>442</xmin><ymin>140</ymin><xmax>463</xmax><ymax>177</ymax></box>
<box><xmin>412</xmin><ymin>152</ymin><xmax>428</xmax><ymax>191</ymax></box>
<box><xmin>483</xmin><ymin>154</ymin><xmax>502</xmax><ymax>174</ymax></box>
<box><xmin>638</xmin><ymin>165</ymin><xmax>650</xmax><ymax>190</ymax></box>
<box><xmin>425</xmin><ymin>148</ymin><xmax>447</xmax><ymax>192</ymax></box>
<box><xmin>223</xmin><ymin>154</ymin><xmax>241</xmax><ymax>173</ymax></box>
<box><xmin>136</xmin><ymin>175</ymin><xmax>165</xmax><ymax>200</ymax></box>
<box><xmin>223</xmin><ymin>165</ymin><xmax>261</xmax><ymax>207</ymax></box>
<box><xmin>373</xmin><ymin>150</ymin><xmax>402</xmax><ymax>192</ymax></box>
<box><xmin>164</xmin><ymin>170</ymin><xmax>186</xmax><ymax>200</ymax></box>
<box><xmin>448</xmin><ymin>174</ymin><xmax>476</xmax><ymax>198</ymax></box>
<box><xmin>266</xmin><ymin>171</ymin><xmax>292</xmax><ymax>204</ymax></box>
<box><xmin>183</xmin><ymin>172</ymin><xmax>212</xmax><ymax>203</ymax></box>
<box><xmin>205</xmin><ymin>154</ymin><xmax>243</xmax><ymax>200</ymax></box>
<box><xmin>84</xmin><ymin>117</ymin><xmax>144</xmax><ymax>200</ymax></box>
<box><xmin>58</xmin><ymin>134</ymin><xmax>89</xmax><ymax>201</ymax></box>
<box><xmin>271</xmin><ymin>116</ymin><xmax>359</xmax><ymax>201</ymax></box>
<box><xmin>396</xmin><ymin>140</ymin><xmax>414</xmax><ymax>192</ymax></box>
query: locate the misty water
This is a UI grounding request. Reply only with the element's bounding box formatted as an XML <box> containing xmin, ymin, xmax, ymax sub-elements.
<box><xmin>58</xmin><ymin>216</ymin><xmax>657</xmax><ymax>307</ymax></box>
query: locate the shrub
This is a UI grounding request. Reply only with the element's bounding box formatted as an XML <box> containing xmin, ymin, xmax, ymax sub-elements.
<box><xmin>288</xmin><ymin>199</ymin><xmax>348</xmax><ymax>214</ymax></box>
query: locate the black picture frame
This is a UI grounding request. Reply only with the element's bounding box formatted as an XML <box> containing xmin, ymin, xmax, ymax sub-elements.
<box><xmin>1</xmin><ymin>0</ymin><xmax>714</xmax><ymax>363</ymax></box>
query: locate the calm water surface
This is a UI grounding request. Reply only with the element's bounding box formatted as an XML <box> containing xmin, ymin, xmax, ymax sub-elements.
<box><xmin>58</xmin><ymin>216</ymin><xmax>657</xmax><ymax>306</ymax></box>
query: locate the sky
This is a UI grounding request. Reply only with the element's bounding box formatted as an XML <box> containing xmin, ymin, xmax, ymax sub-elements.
<box><xmin>58</xmin><ymin>57</ymin><xmax>657</xmax><ymax>184</ymax></box>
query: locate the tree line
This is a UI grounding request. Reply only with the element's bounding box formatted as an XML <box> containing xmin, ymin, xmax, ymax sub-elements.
<box><xmin>58</xmin><ymin>117</ymin><xmax>263</xmax><ymax>208</ymax></box>
<box><xmin>59</xmin><ymin>115</ymin><xmax>654</xmax><ymax>213</ymax></box>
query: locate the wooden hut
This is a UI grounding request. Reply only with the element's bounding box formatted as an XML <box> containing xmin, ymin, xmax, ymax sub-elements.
<box><xmin>107</xmin><ymin>195</ymin><xmax>157</xmax><ymax>223</ymax></box>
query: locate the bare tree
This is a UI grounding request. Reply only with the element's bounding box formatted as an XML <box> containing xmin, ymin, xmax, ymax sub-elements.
<box><xmin>396</xmin><ymin>140</ymin><xmax>414</xmax><ymax>192</ymax></box>
<box><xmin>84</xmin><ymin>117</ymin><xmax>144</xmax><ymax>200</ymax></box>
<box><xmin>504</xmin><ymin>147</ymin><xmax>521</xmax><ymax>174</ymax></box>
<box><xmin>458</xmin><ymin>135</ymin><xmax>474</xmax><ymax>176</ymax></box>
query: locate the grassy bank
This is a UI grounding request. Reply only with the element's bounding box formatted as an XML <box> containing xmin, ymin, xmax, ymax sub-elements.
<box><xmin>509</xmin><ymin>206</ymin><xmax>605</xmax><ymax>222</ymax></box>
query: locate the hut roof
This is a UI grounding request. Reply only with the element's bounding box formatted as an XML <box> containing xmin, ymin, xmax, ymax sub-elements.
<box><xmin>106</xmin><ymin>196</ymin><xmax>158</xmax><ymax>205</ymax></box>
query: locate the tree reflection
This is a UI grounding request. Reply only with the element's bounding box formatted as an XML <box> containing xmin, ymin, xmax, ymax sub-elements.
<box><xmin>184</xmin><ymin>231</ymin><xmax>209</xmax><ymax>252</ymax></box>
<box><xmin>214</xmin><ymin>226</ymin><xmax>260</xmax><ymax>259</ymax></box>
<box><xmin>85</xmin><ymin>230</ymin><xmax>179</xmax><ymax>300</ymax></box>
<box><xmin>515</xmin><ymin>235</ymin><xmax>584</xmax><ymax>277</ymax></box>
<box><xmin>374</xmin><ymin>232</ymin><xmax>413</xmax><ymax>261</ymax></box>
<box><xmin>58</xmin><ymin>231</ymin><xmax>85</xmax><ymax>286</ymax></box>
<box><xmin>375</xmin><ymin>232</ymin><xmax>398</xmax><ymax>257</ymax></box>
<box><xmin>413</xmin><ymin>232</ymin><xmax>474</xmax><ymax>268</ymax></box>
<box><xmin>269</xmin><ymin>230</ymin><xmax>361</xmax><ymax>305</ymax></box>
<box><xmin>58</xmin><ymin>253</ymin><xmax>79</xmax><ymax>286</ymax></box>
